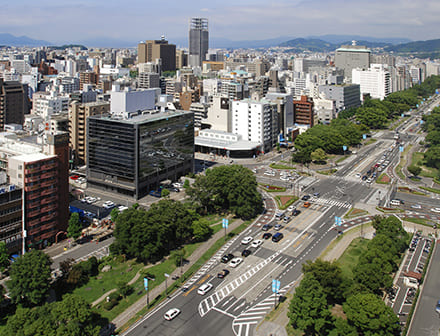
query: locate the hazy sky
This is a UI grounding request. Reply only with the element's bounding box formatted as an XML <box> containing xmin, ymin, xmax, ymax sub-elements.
<box><xmin>1</xmin><ymin>0</ymin><xmax>439</xmax><ymax>44</ymax></box>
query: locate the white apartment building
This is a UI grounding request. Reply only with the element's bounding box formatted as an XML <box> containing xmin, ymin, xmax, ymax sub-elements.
<box><xmin>231</xmin><ymin>99</ymin><xmax>277</xmax><ymax>153</ymax></box>
<box><xmin>352</xmin><ymin>64</ymin><xmax>391</xmax><ymax>100</ymax></box>
<box><xmin>31</xmin><ymin>88</ymin><xmax>69</xmax><ymax>119</ymax></box>
<box><xmin>110</xmin><ymin>85</ymin><xmax>156</xmax><ymax>115</ymax></box>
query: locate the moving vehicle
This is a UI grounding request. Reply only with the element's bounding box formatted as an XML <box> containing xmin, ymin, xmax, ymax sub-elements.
<box><xmin>217</xmin><ymin>269</ymin><xmax>230</xmax><ymax>278</ymax></box>
<box><xmin>411</xmin><ymin>204</ymin><xmax>422</xmax><ymax>209</ymax></box>
<box><xmin>272</xmin><ymin>232</ymin><xmax>284</xmax><ymax>243</ymax></box>
<box><xmin>229</xmin><ymin>257</ymin><xmax>243</xmax><ymax>268</ymax></box>
<box><xmin>262</xmin><ymin>232</ymin><xmax>272</xmax><ymax>240</ymax></box>
<box><xmin>197</xmin><ymin>283</ymin><xmax>213</xmax><ymax>295</ymax></box>
<box><xmin>303</xmin><ymin>201</ymin><xmax>311</xmax><ymax>208</ymax></box>
<box><xmin>251</xmin><ymin>239</ymin><xmax>263</xmax><ymax>248</ymax></box>
<box><xmin>390</xmin><ymin>199</ymin><xmax>401</xmax><ymax>206</ymax></box>
<box><xmin>283</xmin><ymin>216</ymin><xmax>290</xmax><ymax>223</ymax></box>
<box><xmin>262</xmin><ymin>224</ymin><xmax>272</xmax><ymax>231</ymax></box>
<box><xmin>301</xmin><ymin>195</ymin><xmax>310</xmax><ymax>201</ymax></box>
<box><xmin>287</xmin><ymin>205</ymin><xmax>296</xmax><ymax>212</ymax></box>
<box><xmin>221</xmin><ymin>254</ymin><xmax>234</xmax><ymax>263</ymax></box>
<box><xmin>241</xmin><ymin>236</ymin><xmax>253</xmax><ymax>245</ymax></box>
<box><xmin>275</xmin><ymin>212</ymin><xmax>285</xmax><ymax>220</ymax></box>
<box><xmin>292</xmin><ymin>210</ymin><xmax>301</xmax><ymax>216</ymax></box>
<box><xmin>431</xmin><ymin>208</ymin><xmax>440</xmax><ymax>213</ymax></box>
<box><xmin>436</xmin><ymin>300</ymin><xmax>440</xmax><ymax>315</ymax></box>
<box><xmin>149</xmin><ymin>190</ymin><xmax>162</xmax><ymax>198</ymax></box>
<box><xmin>164</xmin><ymin>308</ymin><xmax>180</xmax><ymax>321</ymax></box>
<box><xmin>274</xmin><ymin>223</ymin><xmax>283</xmax><ymax>230</ymax></box>
<box><xmin>241</xmin><ymin>249</ymin><xmax>251</xmax><ymax>257</ymax></box>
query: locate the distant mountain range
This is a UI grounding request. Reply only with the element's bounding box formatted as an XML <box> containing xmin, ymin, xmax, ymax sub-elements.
<box><xmin>0</xmin><ymin>33</ymin><xmax>51</xmax><ymax>47</ymax></box>
<box><xmin>2</xmin><ymin>32</ymin><xmax>440</xmax><ymax>56</ymax></box>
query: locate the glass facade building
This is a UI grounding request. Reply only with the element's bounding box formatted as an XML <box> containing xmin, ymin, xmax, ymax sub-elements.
<box><xmin>87</xmin><ymin>111</ymin><xmax>194</xmax><ymax>199</ymax></box>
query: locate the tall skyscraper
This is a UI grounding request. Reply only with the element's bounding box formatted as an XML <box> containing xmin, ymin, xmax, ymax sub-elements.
<box><xmin>189</xmin><ymin>18</ymin><xmax>209</xmax><ymax>68</ymax></box>
<box><xmin>137</xmin><ymin>37</ymin><xmax>176</xmax><ymax>72</ymax></box>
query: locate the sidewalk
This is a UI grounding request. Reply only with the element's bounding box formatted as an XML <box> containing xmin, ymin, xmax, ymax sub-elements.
<box><xmin>112</xmin><ymin>217</ymin><xmax>244</xmax><ymax>330</ymax></box>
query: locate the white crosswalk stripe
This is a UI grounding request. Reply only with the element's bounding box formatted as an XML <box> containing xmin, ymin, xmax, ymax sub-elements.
<box><xmin>308</xmin><ymin>196</ymin><xmax>351</xmax><ymax>208</ymax></box>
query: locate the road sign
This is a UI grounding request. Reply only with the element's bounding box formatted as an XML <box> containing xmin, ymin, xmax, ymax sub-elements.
<box><xmin>420</xmin><ymin>120</ymin><xmax>424</xmax><ymax>125</ymax></box>
<box><xmin>164</xmin><ymin>273</ymin><xmax>170</xmax><ymax>278</ymax></box>
<box><xmin>272</xmin><ymin>279</ymin><xmax>281</xmax><ymax>293</ymax></box>
<box><xmin>399</xmin><ymin>146</ymin><xmax>404</xmax><ymax>152</ymax></box>
<box><xmin>334</xmin><ymin>216</ymin><xmax>342</xmax><ymax>226</ymax></box>
<box><xmin>222</xmin><ymin>218</ymin><xmax>229</xmax><ymax>228</ymax></box>
<box><xmin>144</xmin><ymin>278</ymin><xmax>148</xmax><ymax>291</ymax></box>
<box><xmin>362</xmin><ymin>134</ymin><xmax>366</xmax><ymax>140</ymax></box>
<box><xmin>342</xmin><ymin>145</ymin><xmax>347</xmax><ymax>151</ymax></box>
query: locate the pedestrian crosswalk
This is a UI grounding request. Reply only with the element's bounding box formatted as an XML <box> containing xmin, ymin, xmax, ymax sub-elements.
<box><xmin>232</xmin><ymin>286</ymin><xmax>289</xmax><ymax>336</ymax></box>
<box><xmin>307</xmin><ymin>196</ymin><xmax>351</xmax><ymax>209</ymax></box>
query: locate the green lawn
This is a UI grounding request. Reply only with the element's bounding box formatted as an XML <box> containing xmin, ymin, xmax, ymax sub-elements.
<box><xmin>269</xmin><ymin>163</ymin><xmax>296</xmax><ymax>170</ymax></box>
<box><xmin>338</xmin><ymin>237</ymin><xmax>369</xmax><ymax>279</ymax></box>
<box><xmin>412</xmin><ymin>152</ymin><xmax>439</xmax><ymax>178</ymax></box>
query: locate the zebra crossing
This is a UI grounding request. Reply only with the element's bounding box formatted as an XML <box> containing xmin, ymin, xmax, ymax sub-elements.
<box><xmin>232</xmin><ymin>286</ymin><xmax>289</xmax><ymax>336</ymax></box>
<box><xmin>183</xmin><ymin>235</ymin><xmax>239</xmax><ymax>290</ymax></box>
<box><xmin>308</xmin><ymin>196</ymin><xmax>351</xmax><ymax>209</ymax></box>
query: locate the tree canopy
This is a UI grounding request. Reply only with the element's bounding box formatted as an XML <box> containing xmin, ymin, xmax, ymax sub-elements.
<box><xmin>7</xmin><ymin>250</ymin><xmax>52</xmax><ymax>307</ymax></box>
<box><xmin>67</xmin><ymin>212</ymin><xmax>82</xmax><ymax>239</ymax></box>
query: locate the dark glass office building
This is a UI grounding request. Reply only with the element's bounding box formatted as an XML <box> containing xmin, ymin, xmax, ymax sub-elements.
<box><xmin>87</xmin><ymin>110</ymin><xmax>194</xmax><ymax>199</ymax></box>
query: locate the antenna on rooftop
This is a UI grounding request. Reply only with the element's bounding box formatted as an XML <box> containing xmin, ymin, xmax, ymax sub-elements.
<box><xmin>352</xmin><ymin>40</ymin><xmax>357</xmax><ymax>46</ymax></box>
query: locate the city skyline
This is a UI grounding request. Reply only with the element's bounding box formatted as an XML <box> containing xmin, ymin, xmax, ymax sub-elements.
<box><xmin>0</xmin><ymin>0</ymin><xmax>439</xmax><ymax>46</ymax></box>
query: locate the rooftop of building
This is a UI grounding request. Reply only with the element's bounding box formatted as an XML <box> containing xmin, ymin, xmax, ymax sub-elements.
<box><xmin>89</xmin><ymin>109</ymin><xmax>193</xmax><ymax>125</ymax></box>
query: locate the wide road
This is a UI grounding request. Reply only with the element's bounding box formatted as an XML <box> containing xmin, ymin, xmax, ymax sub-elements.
<box><xmin>124</xmin><ymin>174</ymin><xmax>375</xmax><ymax>336</ymax></box>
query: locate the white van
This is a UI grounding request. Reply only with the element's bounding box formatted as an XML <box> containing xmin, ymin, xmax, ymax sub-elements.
<box><xmin>404</xmin><ymin>277</ymin><xmax>418</xmax><ymax>289</ymax></box>
<box><xmin>390</xmin><ymin>199</ymin><xmax>401</xmax><ymax>206</ymax></box>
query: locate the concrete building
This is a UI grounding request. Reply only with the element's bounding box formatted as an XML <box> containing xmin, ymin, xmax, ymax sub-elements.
<box><xmin>335</xmin><ymin>43</ymin><xmax>371</xmax><ymax>81</ymax></box>
<box><xmin>314</xmin><ymin>97</ymin><xmax>336</xmax><ymax>124</ymax></box>
<box><xmin>293</xmin><ymin>96</ymin><xmax>315</xmax><ymax>127</ymax></box>
<box><xmin>87</xmin><ymin>110</ymin><xmax>194</xmax><ymax>199</ymax></box>
<box><xmin>189</xmin><ymin>18</ymin><xmax>209</xmax><ymax>67</ymax></box>
<box><xmin>189</xmin><ymin>102</ymin><xmax>209</xmax><ymax>128</ymax></box>
<box><xmin>203</xmin><ymin>96</ymin><xmax>231</xmax><ymax>132</ymax></box>
<box><xmin>138</xmin><ymin>72</ymin><xmax>160</xmax><ymax>89</ymax></box>
<box><xmin>352</xmin><ymin>64</ymin><xmax>391</xmax><ymax>100</ymax></box>
<box><xmin>0</xmin><ymin>79</ymin><xmax>30</xmax><ymax>131</ymax></box>
<box><xmin>231</xmin><ymin>99</ymin><xmax>278</xmax><ymax>153</ymax></box>
<box><xmin>318</xmin><ymin>84</ymin><xmax>361</xmax><ymax>112</ymax></box>
<box><xmin>265</xmin><ymin>92</ymin><xmax>294</xmax><ymax>137</ymax></box>
<box><xmin>31</xmin><ymin>89</ymin><xmax>69</xmax><ymax>119</ymax></box>
<box><xmin>137</xmin><ymin>38</ymin><xmax>176</xmax><ymax>72</ymax></box>
<box><xmin>110</xmin><ymin>85</ymin><xmax>156</xmax><ymax>116</ymax></box>
<box><xmin>176</xmin><ymin>50</ymin><xmax>188</xmax><ymax>69</ymax></box>
<box><xmin>79</xmin><ymin>71</ymin><xmax>99</xmax><ymax>90</ymax></box>
<box><xmin>0</xmin><ymin>182</ymin><xmax>22</xmax><ymax>254</ymax></box>
<box><xmin>69</xmin><ymin>101</ymin><xmax>110</xmax><ymax>165</ymax></box>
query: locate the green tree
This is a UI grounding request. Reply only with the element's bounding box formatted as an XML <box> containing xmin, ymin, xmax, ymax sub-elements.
<box><xmin>67</xmin><ymin>212</ymin><xmax>82</xmax><ymax>239</ymax></box>
<box><xmin>191</xmin><ymin>218</ymin><xmax>213</xmax><ymax>242</ymax></box>
<box><xmin>343</xmin><ymin>293</ymin><xmax>400</xmax><ymax>336</ymax></box>
<box><xmin>0</xmin><ymin>242</ymin><xmax>9</xmax><ymax>271</ymax></box>
<box><xmin>7</xmin><ymin>250</ymin><xmax>52</xmax><ymax>307</ymax></box>
<box><xmin>408</xmin><ymin>165</ymin><xmax>422</xmax><ymax>177</ymax></box>
<box><xmin>110</xmin><ymin>207</ymin><xmax>120</xmax><ymax>223</ymax></box>
<box><xmin>162</xmin><ymin>188</ymin><xmax>170</xmax><ymax>198</ymax></box>
<box><xmin>424</xmin><ymin>145</ymin><xmax>440</xmax><ymax>169</ymax></box>
<box><xmin>310</xmin><ymin>148</ymin><xmax>327</xmax><ymax>163</ymax></box>
<box><xmin>288</xmin><ymin>274</ymin><xmax>333</xmax><ymax>335</ymax></box>
<box><xmin>328</xmin><ymin>317</ymin><xmax>358</xmax><ymax>336</ymax></box>
<box><xmin>170</xmin><ymin>248</ymin><xmax>186</xmax><ymax>267</ymax></box>
<box><xmin>352</xmin><ymin>259</ymin><xmax>393</xmax><ymax>295</ymax></box>
<box><xmin>302</xmin><ymin>259</ymin><xmax>348</xmax><ymax>304</ymax></box>
<box><xmin>117</xmin><ymin>281</ymin><xmax>133</xmax><ymax>298</ymax></box>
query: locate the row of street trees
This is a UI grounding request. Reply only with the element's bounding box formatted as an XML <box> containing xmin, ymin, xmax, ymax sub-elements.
<box><xmin>289</xmin><ymin>216</ymin><xmax>409</xmax><ymax>335</ymax></box>
<box><xmin>422</xmin><ymin>106</ymin><xmax>440</xmax><ymax>176</ymax></box>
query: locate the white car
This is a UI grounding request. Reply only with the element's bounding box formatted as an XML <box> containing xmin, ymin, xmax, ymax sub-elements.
<box><xmin>411</xmin><ymin>204</ymin><xmax>422</xmax><ymax>209</ymax></box>
<box><xmin>229</xmin><ymin>257</ymin><xmax>243</xmax><ymax>268</ymax></box>
<box><xmin>431</xmin><ymin>208</ymin><xmax>440</xmax><ymax>213</ymax></box>
<box><xmin>241</xmin><ymin>236</ymin><xmax>253</xmax><ymax>245</ymax></box>
<box><xmin>251</xmin><ymin>239</ymin><xmax>263</xmax><ymax>248</ymax></box>
<box><xmin>264</xmin><ymin>171</ymin><xmax>275</xmax><ymax>176</ymax></box>
<box><xmin>287</xmin><ymin>205</ymin><xmax>296</xmax><ymax>212</ymax></box>
<box><xmin>164</xmin><ymin>308</ymin><xmax>181</xmax><ymax>321</ymax></box>
<box><xmin>197</xmin><ymin>283</ymin><xmax>213</xmax><ymax>295</ymax></box>
<box><xmin>355</xmin><ymin>173</ymin><xmax>361</xmax><ymax>178</ymax></box>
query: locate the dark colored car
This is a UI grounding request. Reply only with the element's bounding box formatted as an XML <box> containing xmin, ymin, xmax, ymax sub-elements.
<box><xmin>272</xmin><ymin>232</ymin><xmax>284</xmax><ymax>243</ymax></box>
<box><xmin>221</xmin><ymin>253</ymin><xmax>234</xmax><ymax>263</ymax></box>
<box><xmin>262</xmin><ymin>232</ymin><xmax>272</xmax><ymax>240</ymax></box>
<box><xmin>301</xmin><ymin>195</ymin><xmax>310</xmax><ymax>201</ymax></box>
<box><xmin>292</xmin><ymin>210</ymin><xmax>301</xmax><ymax>216</ymax></box>
<box><xmin>217</xmin><ymin>269</ymin><xmax>230</xmax><ymax>278</ymax></box>
<box><xmin>262</xmin><ymin>224</ymin><xmax>272</xmax><ymax>231</ymax></box>
<box><xmin>242</xmin><ymin>249</ymin><xmax>251</xmax><ymax>257</ymax></box>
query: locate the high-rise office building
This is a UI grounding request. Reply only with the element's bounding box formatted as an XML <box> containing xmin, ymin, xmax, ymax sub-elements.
<box><xmin>0</xmin><ymin>79</ymin><xmax>30</xmax><ymax>130</ymax></box>
<box><xmin>335</xmin><ymin>42</ymin><xmax>371</xmax><ymax>81</ymax></box>
<box><xmin>189</xmin><ymin>18</ymin><xmax>209</xmax><ymax>67</ymax></box>
<box><xmin>137</xmin><ymin>38</ymin><xmax>176</xmax><ymax>72</ymax></box>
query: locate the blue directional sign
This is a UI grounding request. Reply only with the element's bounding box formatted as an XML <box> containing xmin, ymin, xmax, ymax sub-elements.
<box><xmin>420</xmin><ymin>120</ymin><xmax>424</xmax><ymax>125</ymax></box>
<box><xmin>362</xmin><ymin>134</ymin><xmax>367</xmax><ymax>140</ymax></box>
<box><xmin>401</xmin><ymin>113</ymin><xmax>404</xmax><ymax>117</ymax></box>
<box><xmin>144</xmin><ymin>278</ymin><xmax>148</xmax><ymax>291</ymax></box>
<box><xmin>222</xmin><ymin>218</ymin><xmax>229</xmax><ymax>229</ymax></box>
<box><xmin>342</xmin><ymin>145</ymin><xmax>347</xmax><ymax>151</ymax></box>
<box><xmin>416</xmin><ymin>104</ymin><xmax>419</xmax><ymax>108</ymax></box>
<box><xmin>335</xmin><ymin>216</ymin><xmax>342</xmax><ymax>226</ymax></box>
<box><xmin>272</xmin><ymin>279</ymin><xmax>281</xmax><ymax>293</ymax></box>
<box><xmin>436</xmin><ymin>89</ymin><xmax>439</xmax><ymax>94</ymax></box>
<box><xmin>399</xmin><ymin>146</ymin><xmax>404</xmax><ymax>152</ymax></box>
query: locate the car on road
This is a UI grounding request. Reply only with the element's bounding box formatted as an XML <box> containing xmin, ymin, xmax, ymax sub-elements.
<box><xmin>355</xmin><ymin>173</ymin><xmax>361</xmax><ymax>178</ymax></box>
<box><xmin>221</xmin><ymin>254</ymin><xmax>234</xmax><ymax>263</ymax></box>
<box><xmin>261</xmin><ymin>224</ymin><xmax>272</xmax><ymax>231</ymax></box>
<box><xmin>292</xmin><ymin>210</ymin><xmax>301</xmax><ymax>216</ymax></box>
<box><xmin>303</xmin><ymin>201</ymin><xmax>311</xmax><ymax>208</ymax></box>
<box><xmin>229</xmin><ymin>257</ymin><xmax>243</xmax><ymax>268</ymax></box>
<box><xmin>241</xmin><ymin>249</ymin><xmax>251</xmax><ymax>257</ymax></box>
<box><xmin>241</xmin><ymin>236</ymin><xmax>253</xmax><ymax>245</ymax></box>
<box><xmin>287</xmin><ymin>205</ymin><xmax>296</xmax><ymax>212</ymax></box>
<box><xmin>272</xmin><ymin>232</ymin><xmax>284</xmax><ymax>243</ymax></box>
<box><xmin>217</xmin><ymin>269</ymin><xmax>230</xmax><ymax>278</ymax></box>
<box><xmin>274</xmin><ymin>223</ymin><xmax>283</xmax><ymax>230</ymax></box>
<box><xmin>264</xmin><ymin>170</ymin><xmax>275</xmax><ymax>176</ymax></box>
<box><xmin>251</xmin><ymin>239</ymin><xmax>263</xmax><ymax>248</ymax></box>
<box><xmin>436</xmin><ymin>300</ymin><xmax>440</xmax><ymax>315</ymax></box>
<box><xmin>262</xmin><ymin>232</ymin><xmax>272</xmax><ymax>240</ymax></box>
<box><xmin>301</xmin><ymin>195</ymin><xmax>310</xmax><ymax>201</ymax></box>
<box><xmin>70</xmin><ymin>175</ymin><xmax>79</xmax><ymax>180</ymax></box>
<box><xmin>362</xmin><ymin>175</ymin><xmax>367</xmax><ymax>181</ymax></box>
<box><xmin>411</xmin><ymin>204</ymin><xmax>422</xmax><ymax>209</ymax></box>
<box><xmin>164</xmin><ymin>308</ymin><xmax>180</xmax><ymax>321</ymax></box>
<box><xmin>197</xmin><ymin>283</ymin><xmax>213</xmax><ymax>295</ymax></box>
<box><xmin>431</xmin><ymin>208</ymin><xmax>440</xmax><ymax>213</ymax></box>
